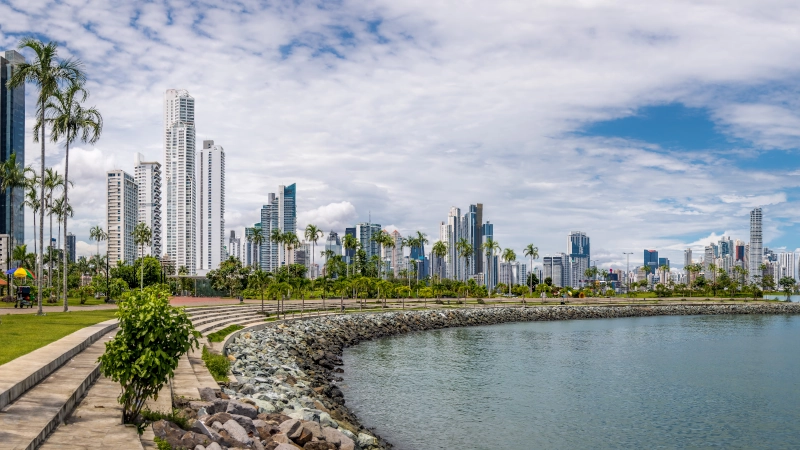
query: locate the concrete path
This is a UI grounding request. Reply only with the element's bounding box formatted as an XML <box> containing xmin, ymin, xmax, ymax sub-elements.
<box><xmin>38</xmin><ymin>376</ymin><xmax>143</xmax><ymax>450</ymax></box>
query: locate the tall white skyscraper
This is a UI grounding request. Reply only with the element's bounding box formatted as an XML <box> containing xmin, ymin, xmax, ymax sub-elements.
<box><xmin>196</xmin><ymin>140</ymin><xmax>225</xmax><ymax>275</ymax></box>
<box><xmin>107</xmin><ymin>170</ymin><xmax>138</xmax><ymax>266</ymax></box>
<box><xmin>749</xmin><ymin>207</ymin><xmax>762</xmax><ymax>283</ymax></box>
<box><xmin>568</xmin><ymin>231</ymin><xmax>590</xmax><ymax>288</ymax></box>
<box><xmin>778</xmin><ymin>252</ymin><xmax>796</xmax><ymax>280</ymax></box>
<box><xmin>228</xmin><ymin>231</ymin><xmax>242</xmax><ymax>263</ymax></box>
<box><xmin>164</xmin><ymin>89</ymin><xmax>196</xmax><ymax>274</ymax></box>
<box><xmin>445</xmin><ymin>207</ymin><xmax>461</xmax><ymax>280</ymax></box>
<box><xmin>134</xmin><ymin>153</ymin><xmax>162</xmax><ymax>258</ymax></box>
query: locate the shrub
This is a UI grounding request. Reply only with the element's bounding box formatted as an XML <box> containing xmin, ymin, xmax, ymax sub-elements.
<box><xmin>154</xmin><ymin>437</ymin><xmax>172</xmax><ymax>450</ymax></box>
<box><xmin>202</xmin><ymin>345</ymin><xmax>230</xmax><ymax>382</ymax></box>
<box><xmin>141</xmin><ymin>408</ymin><xmax>190</xmax><ymax>430</ymax></box>
<box><xmin>476</xmin><ymin>298</ymin><xmax>485</xmax><ymax>304</ymax></box>
<box><xmin>98</xmin><ymin>286</ymin><xmax>199</xmax><ymax>426</ymax></box>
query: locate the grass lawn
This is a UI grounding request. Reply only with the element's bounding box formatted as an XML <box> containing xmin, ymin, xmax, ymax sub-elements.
<box><xmin>0</xmin><ymin>310</ymin><xmax>119</xmax><ymax>365</ymax></box>
<box><xmin>0</xmin><ymin>296</ymin><xmax>110</xmax><ymax>309</ymax></box>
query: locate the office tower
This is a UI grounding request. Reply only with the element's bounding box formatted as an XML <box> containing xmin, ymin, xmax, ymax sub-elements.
<box><xmin>543</xmin><ymin>253</ymin><xmax>569</xmax><ymax>287</ymax></box>
<box><xmin>658</xmin><ymin>257</ymin><xmax>669</xmax><ymax>268</ymax></box>
<box><xmin>460</xmin><ymin>205</ymin><xmax>478</xmax><ymax>279</ymax></box>
<box><xmin>355</xmin><ymin>222</ymin><xmax>382</xmax><ymax>260</ymax></box>
<box><xmin>344</xmin><ymin>227</ymin><xmax>356</xmax><ymax>263</ymax></box>
<box><xmin>66</xmin><ymin>233</ymin><xmax>76</xmax><ymax>264</ymax></box>
<box><xmin>196</xmin><ymin>140</ymin><xmax>225</xmax><ymax>274</ymax></box>
<box><xmin>164</xmin><ymin>89</ymin><xmax>196</xmax><ymax>274</ymax></box>
<box><xmin>778</xmin><ymin>253</ymin><xmax>795</xmax><ymax>280</ymax></box>
<box><xmin>644</xmin><ymin>249</ymin><xmax>659</xmax><ymax>274</ymax></box>
<box><xmin>445</xmin><ymin>207</ymin><xmax>461</xmax><ymax>280</ymax></box>
<box><xmin>107</xmin><ymin>170</ymin><xmax>138</xmax><ymax>265</ymax></box>
<box><xmin>390</xmin><ymin>229</ymin><xmax>403</xmax><ymax>277</ymax></box>
<box><xmin>474</xmin><ymin>203</ymin><xmax>483</xmax><ymax>274</ymax></box>
<box><xmin>325</xmin><ymin>231</ymin><xmax>342</xmax><ymax>257</ymax></box>
<box><xmin>734</xmin><ymin>239</ymin><xmax>745</xmax><ymax>262</ymax></box>
<box><xmin>703</xmin><ymin>245</ymin><xmax>714</xmax><ymax>271</ymax></box>
<box><xmin>684</xmin><ymin>248</ymin><xmax>692</xmax><ymax>266</ymax></box>
<box><xmin>228</xmin><ymin>231</ymin><xmax>242</xmax><ymax>263</ymax></box>
<box><xmin>482</xmin><ymin>221</ymin><xmax>497</xmax><ymax>290</ymax></box>
<box><xmin>0</xmin><ymin>50</ymin><xmax>25</xmax><ymax>246</ymax></box>
<box><xmin>260</xmin><ymin>184</ymin><xmax>297</xmax><ymax>271</ymax></box>
<box><xmin>749</xmin><ymin>208</ymin><xmax>762</xmax><ymax>282</ymax></box>
<box><xmin>568</xmin><ymin>232</ymin><xmax>590</xmax><ymax>288</ymax></box>
<box><xmin>134</xmin><ymin>153</ymin><xmax>162</xmax><ymax>258</ymax></box>
<box><xmin>244</xmin><ymin>224</ymin><xmax>261</xmax><ymax>267</ymax></box>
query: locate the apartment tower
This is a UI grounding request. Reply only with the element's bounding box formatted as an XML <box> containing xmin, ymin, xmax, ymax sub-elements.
<box><xmin>749</xmin><ymin>208</ymin><xmax>763</xmax><ymax>282</ymax></box>
<box><xmin>164</xmin><ymin>89</ymin><xmax>196</xmax><ymax>274</ymax></box>
<box><xmin>107</xmin><ymin>170</ymin><xmax>138</xmax><ymax>265</ymax></box>
<box><xmin>0</xmin><ymin>50</ymin><xmax>25</xmax><ymax>246</ymax></box>
<box><xmin>134</xmin><ymin>153</ymin><xmax>162</xmax><ymax>258</ymax></box>
<box><xmin>196</xmin><ymin>140</ymin><xmax>225</xmax><ymax>274</ymax></box>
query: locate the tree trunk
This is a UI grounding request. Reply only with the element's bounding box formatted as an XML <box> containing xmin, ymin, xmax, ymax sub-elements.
<box><xmin>37</xmin><ymin>103</ymin><xmax>45</xmax><ymax>315</ymax></box>
<box><xmin>63</xmin><ymin>142</ymin><xmax>70</xmax><ymax>312</ymax></box>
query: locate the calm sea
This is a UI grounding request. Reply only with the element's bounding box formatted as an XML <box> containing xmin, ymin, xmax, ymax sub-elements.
<box><xmin>340</xmin><ymin>314</ymin><xmax>800</xmax><ymax>450</ymax></box>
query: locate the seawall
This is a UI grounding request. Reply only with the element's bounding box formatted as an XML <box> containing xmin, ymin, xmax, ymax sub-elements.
<box><xmin>223</xmin><ymin>303</ymin><xmax>800</xmax><ymax>449</ymax></box>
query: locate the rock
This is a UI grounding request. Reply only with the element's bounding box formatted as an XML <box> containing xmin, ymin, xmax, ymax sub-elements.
<box><xmin>322</xmin><ymin>427</ymin><xmax>355</xmax><ymax>450</ymax></box>
<box><xmin>230</xmin><ymin>413</ymin><xmax>257</xmax><ymax>435</ymax></box>
<box><xmin>279</xmin><ymin>419</ymin><xmax>304</xmax><ymax>440</ymax></box>
<box><xmin>303</xmin><ymin>442</ymin><xmax>337</xmax><ymax>450</ymax></box>
<box><xmin>205</xmin><ymin>443</ymin><xmax>223</xmax><ymax>450</ymax></box>
<box><xmin>152</xmin><ymin>420</ymin><xmax>185</xmax><ymax>448</ymax></box>
<box><xmin>210</xmin><ymin>421</ymin><xmax>223</xmax><ymax>432</ymax></box>
<box><xmin>197</xmin><ymin>407</ymin><xmax>210</xmax><ymax>419</ymax></box>
<box><xmin>357</xmin><ymin>433</ymin><xmax>377</xmax><ymax>447</ymax></box>
<box><xmin>302</xmin><ymin>421</ymin><xmax>323</xmax><ymax>440</ymax></box>
<box><xmin>254</xmin><ymin>398</ymin><xmax>278</xmax><ymax>414</ymax></box>
<box><xmin>223</xmin><ymin>419</ymin><xmax>252</xmax><ymax>446</ymax></box>
<box><xmin>275</xmin><ymin>444</ymin><xmax>302</xmax><ymax>450</ymax></box>
<box><xmin>190</xmin><ymin>401</ymin><xmax>214</xmax><ymax>412</ymax></box>
<box><xmin>190</xmin><ymin>420</ymin><xmax>222</xmax><ymax>441</ymax></box>
<box><xmin>204</xmin><ymin>412</ymin><xmax>232</xmax><ymax>426</ymax></box>
<box><xmin>273</xmin><ymin>433</ymin><xmax>291</xmax><ymax>444</ymax></box>
<box><xmin>212</xmin><ymin>399</ymin><xmax>229</xmax><ymax>414</ymax></box>
<box><xmin>180</xmin><ymin>431</ymin><xmax>212</xmax><ymax>449</ymax></box>
<box><xmin>318</xmin><ymin>412</ymin><xmax>338</xmax><ymax>429</ymax></box>
<box><xmin>255</xmin><ymin>421</ymin><xmax>280</xmax><ymax>441</ymax></box>
<box><xmin>227</xmin><ymin>400</ymin><xmax>259</xmax><ymax>419</ymax></box>
<box><xmin>259</xmin><ymin>413</ymin><xmax>292</xmax><ymax>425</ymax></box>
<box><xmin>199</xmin><ymin>387</ymin><xmax>218</xmax><ymax>402</ymax></box>
<box><xmin>195</xmin><ymin>446</ymin><xmax>206</xmax><ymax>450</ymax></box>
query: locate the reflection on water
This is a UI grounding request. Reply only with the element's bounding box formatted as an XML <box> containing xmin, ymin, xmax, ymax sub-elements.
<box><xmin>340</xmin><ymin>314</ymin><xmax>800</xmax><ymax>450</ymax></box>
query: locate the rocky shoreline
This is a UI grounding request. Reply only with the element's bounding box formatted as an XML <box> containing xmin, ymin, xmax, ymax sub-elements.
<box><xmin>219</xmin><ymin>303</ymin><xmax>800</xmax><ymax>449</ymax></box>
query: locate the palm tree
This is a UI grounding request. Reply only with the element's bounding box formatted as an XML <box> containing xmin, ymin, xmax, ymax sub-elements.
<box><xmin>249</xmin><ymin>268</ymin><xmax>272</xmax><ymax>314</ymax></box>
<box><xmin>283</xmin><ymin>231</ymin><xmax>300</xmax><ymax>266</ymax></box>
<box><xmin>43</xmin><ymin>168</ymin><xmax>64</xmax><ymax>289</ymax></box>
<box><xmin>89</xmin><ymin>225</ymin><xmax>105</xmax><ymax>260</ymax></box>
<box><xmin>371</xmin><ymin>230</ymin><xmax>392</xmax><ymax>279</ymax></box>
<box><xmin>482</xmin><ymin>238</ymin><xmax>500</xmax><ymax>292</ymax></box>
<box><xmin>46</xmin><ymin>80</ymin><xmax>102</xmax><ymax>311</ymax></box>
<box><xmin>7</xmin><ymin>38</ymin><xmax>85</xmax><ymax>315</ymax></box>
<box><xmin>413</xmin><ymin>231</ymin><xmax>429</xmax><ymax>284</ymax></box>
<box><xmin>523</xmin><ymin>244</ymin><xmax>539</xmax><ymax>296</ymax></box>
<box><xmin>23</xmin><ymin>176</ymin><xmax>40</xmax><ymax>264</ymax></box>
<box><xmin>432</xmin><ymin>240</ymin><xmax>448</xmax><ymax>281</ymax></box>
<box><xmin>0</xmin><ymin>154</ymin><xmax>31</xmax><ymax>252</ymax></box>
<box><xmin>456</xmin><ymin>238</ymin><xmax>473</xmax><ymax>282</ymax></box>
<box><xmin>584</xmin><ymin>266</ymin><xmax>599</xmax><ymax>295</ymax></box>
<box><xmin>247</xmin><ymin>227</ymin><xmax>265</xmax><ymax>267</ymax></box>
<box><xmin>342</xmin><ymin>233</ymin><xmax>359</xmax><ymax>277</ymax></box>
<box><xmin>269</xmin><ymin>228</ymin><xmax>284</xmax><ymax>270</ymax></box>
<box><xmin>502</xmin><ymin>248</ymin><xmax>516</xmax><ymax>296</ymax></box>
<box><xmin>51</xmin><ymin>195</ymin><xmax>73</xmax><ymax>308</ymax></box>
<box><xmin>132</xmin><ymin>223</ymin><xmax>152</xmax><ymax>290</ymax></box>
<box><xmin>304</xmin><ymin>224</ymin><xmax>324</xmax><ymax>278</ymax></box>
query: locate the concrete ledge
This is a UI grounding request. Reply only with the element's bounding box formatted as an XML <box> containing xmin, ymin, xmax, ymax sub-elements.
<box><xmin>0</xmin><ymin>318</ymin><xmax>118</xmax><ymax>411</ymax></box>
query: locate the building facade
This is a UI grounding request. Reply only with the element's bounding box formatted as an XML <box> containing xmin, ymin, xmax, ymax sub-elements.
<box><xmin>228</xmin><ymin>230</ymin><xmax>242</xmax><ymax>263</ymax></box>
<box><xmin>749</xmin><ymin>208</ymin><xmax>763</xmax><ymax>283</ymax></box>
<box><xmin>260</xmin><ymin>184</ymin><xmax>297</xmax><ymax>272</ymax></box>
<box><xmin>66</xmin><ymin>233</ymin><xmax>76</xmax><ymax>264</ymax></box>
<box><xmin>543</xmin><ymin>253</ymin><xmax>569</xmax><ymax>287</ymax></box>
<box><xmin>355</xmin><ymin>222</ymin><xmax>382</xmax><ymax>260</ymax></box>
<box><xmin>0</xmin><ymin>50</ymin><xmax>25</xmax><ymax>247</ymax></box>
<box><xmin>244</xmin><ymin>224</ymin><xmax>261</xmax><ymax>267</ymax></box>
<box><xmin>107</xmin><ymin>170</ymin><xmax>138</xmax><ymax>266</ymax></box>
<box><xmin>196</xmin><ymin>140</ymin><xmax>226</xmax><ymax>274</ymax></box>
<box><xmin>134</xmin><ymin>153</ymin><xmax>162</xmax><ymax>258</ymax></box>
<box><xmin>164</xmin><ymin>89</ymin><xmax>197</xmax><ymax>274</ymax></box>
<box><xmin>568</xmin><ymin>231</ymin><xmax>590</xmax><ymax>288</ymax></box>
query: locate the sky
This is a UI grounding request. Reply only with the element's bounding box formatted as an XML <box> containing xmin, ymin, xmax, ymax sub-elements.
<box><xmin>4</xmin><ymin>0</ymin><xmax>800</xmax><ymax>270</ymax></box>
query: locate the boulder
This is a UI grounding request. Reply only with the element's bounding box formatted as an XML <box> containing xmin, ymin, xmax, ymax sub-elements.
<box><xmin>152</xmin><ymin>420</ymin><xmax>185</xmax><ymax>448</ymax></box>
<box><xmin>227</xmin><ymin>400</ymin><xmax>259</xmax><ymax>419</ymax></box>
<box><xmin>205</xmin><ymin>443</ymin><xmax>223</xmax><ymax>450</ymax></box>
<box><xmin>199</xmin><ymin>387</ymin><xmax>218</xmax><ymax>402</ymax></box>
<box><xmin>302</xmin><ymin>421</ymin><xmax>323</xmax><ymax>440</ymax></box>
<box><xmin>278</xmin><ymin>419</ymin><xmax>304</xmax><ymax>440</ymax></box>
<box><xmin>223</xmin><ymin>419</ymin><xmax>253</xmax><ymax>446</ymax></box>
<box><xmin>303</xmin><ymin>442</ymin><xmax>337</xmax><ymax>450</ymax></box>
<box><xmin>204</xmin><ymin>412</ymin><xmax>232</xmax><ymax>426</ymax></box>
<box><xmin>190</xmin><ymin>420</ymin><xmax>222</xmax><ymax>441</ymax></box>
<box><xmin>180</xmin><ymin>431</ymin><xmax>212</xmax><ymax>449</ymax></box>
<box><xmin>357</xmin><ymin>433</ymin><xmax>377</xmax><ymax>448</ymax></box>
<box><xmin>190</xmin><ymin>401</ymin><xmax>214</xmax><ymax>413</ymax></box>
<box><xmin>212</xmin><ymin>399</ymin><xmax>230</xmax><ymax>414</ymax></box>
<box><xmin>275</xmin><ymin>444</ymin><xmax>303</xmax><ymax>450</ymax></box>
<box><xmin>322</xmin><ymin>427</ymin><xmax>355</xmax><ymax>450</ymax></box>
<box><xmin>229</xmin><ymin>413</ymin><xmax>257</xmax><ymax>435</ymax></box>
<box><xmin>259</xmin><ymin>413</ymin><xmax>292</xmax><ymax>426</ymax></box>
<box><xmin>194</xmin><ymin>446</ymin><xmax>205</xmax><ymax>450</ymax></box>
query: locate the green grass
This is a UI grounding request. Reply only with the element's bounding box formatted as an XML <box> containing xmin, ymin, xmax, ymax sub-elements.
<box><xmin>0</xmin><ymin>296</ymin><xmax>110</xmax><ymax>308</ymax></box>
<box><xmin>0</xmin><ymin>310</ymin><xmax>118</xmax><ymax>365</ymax></box>
<box><xmin>206</xmin><ymin>324</ymin><xmax>244</xmax><ymax>343</ymax></box>
<box><xmin>201</xmin><ymin>345</ymin><xmax>230</xmax><ymax>382</ymax></box>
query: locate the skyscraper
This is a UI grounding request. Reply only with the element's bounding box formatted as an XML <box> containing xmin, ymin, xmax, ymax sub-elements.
<box><xmin>196</xmin><ymin>140</ymin><xmax>225</xmax><ymax>274</ymax></box>
<box><xmin>244</xmin><ymin>224</ymin><xmax>261</xmax><ymax>267</ymax></box>
<box><xmin>0</xmin><ymin>50</ymin><xmax>25</xmax><ymax>246</ymax></box>
<box><xmin>644</xmin><ymin>249</ymin><xmax>659</xmax><ymax>274</ymax></box>
<box><xmin>778</xmin><ymin>252</ymin><xmax>795</xmax><ymax>280</ymax></box>
<box><xmin>543</xmin><ymin>253</ymin><xmax>569</xmax><ymax>287</ymax></box>
<box><xmin>164</xmin><ymin>89</ymin><xmax>196</xmax><ymax>274</ymax></box>
<box><xmin>134</xmin><ymin>153</ymin><xmax>162</xmax><ymax>258</ymax></box>
<box><xmin>445</xmin><ymin>207</ymin><xmax>461</xmax><ymax>280</ymax></box>
<box><xmin>482</xmin><ymin>221</ymin><xmax>497</xmax><ymax>290</ymax></box>
<box><xmin>228</xmin><ymin>231</ymin><xmax>242</xmax><ymax>263</ymax></box>
<box><xmin>107</xmin><ymin>170</ymin><xmax>138</xmax><ymax>265</ymax></box>
<box><xmin>684</xmin><ymin>248</ymin><xmax>692</xmax><ymax>267</ymax></box>
<box><xmin>568</xmin><ymin>232</ymin><xmax>590</xmax><ymax>287</ymax></box>
<box><xmin>344</xmin><ymin>227</ymin><xmax>356</xmax><ymax>263</ymax></box>
<box><xmin>355</xmin><ymin>222</ymin><xmax>382</xmax><ymax>260</ymax></box>
<box><xmin>474</xmin><ymin>203</ymin><xmax>483</xmax><ymax>274</ymax></box>
<box><xmin>325</xmin><ymin>231</ymin><xmax>342</xmax><ymax>257</ymax></box>
<box><xmin>390</xmin><ymin>229</ymin><xmax>403</xmax><ymax>277</ymax></box>
<box><xmin>66</xmin><ymin>233</ymin><xmax>76</xmax><ymax>264</ymax></box>
<box><xmin>260</xmin><ymin>184</ymin><xmax>297</xmax><ymax>271</ymax></box>
<box><xmin>749</xmin><ymin>207</ymin><xmax>762</xmax><ymax>282</ymax></box>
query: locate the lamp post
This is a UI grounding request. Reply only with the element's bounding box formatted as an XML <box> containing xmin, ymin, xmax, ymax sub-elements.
<box><xmin>623</xmin><ymin>252</ymin><xmax>633</xmax><ymax>295</ymax></box>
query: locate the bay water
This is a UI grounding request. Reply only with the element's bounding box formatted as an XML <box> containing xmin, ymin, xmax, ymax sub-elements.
<box><xmin>340</xmin><ymin>314</ymin><xmax>800</xmax><ymax>449</ymax></box>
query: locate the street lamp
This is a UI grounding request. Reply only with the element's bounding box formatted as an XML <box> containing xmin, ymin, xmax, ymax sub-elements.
<box><xmin>623</xmin><ymin>252</ymin><xmax>633</xmax><ymax>295</ymax></box>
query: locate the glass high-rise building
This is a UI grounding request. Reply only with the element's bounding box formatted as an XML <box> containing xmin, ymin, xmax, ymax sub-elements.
<box><xmin>260</xmin><ymin>183</ymin><xmax>297</xmax><ymax>272</ymax></box>
<box><xmin>749</xmin><ymin>207</ymin><xmax>763</xmax><ymax>282</ymax></box>
<box><xmin>644</xmin><ymin>249</ymin><xmax>659</xmax><ymax>274</ymax></box>
<box><xmin>164</xmin><ymin>89</ymin><xmax>196</xmax><ymax>274</ymax></box>
<box><xmin>568</xmin><ymin>231</ymin><xmax>590</xmax><ymax>287</ymax></box>
<box><xmin>0</xmin><ymin>50</ymin><xmax>25</xmax><ymax>246</ymax></box>
<box><xmin>66</xmin><ymin>233</ymin><xmax>76</xmax><ymax>264</ymax></box>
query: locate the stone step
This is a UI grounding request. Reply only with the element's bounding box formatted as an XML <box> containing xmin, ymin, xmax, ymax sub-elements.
<box><xmin>190</xmin><ymin>309</ymin><xmax>272</xmax><ymax>328</ymax></box>
<box><xmin>0</xmin><ymin>319</ymin><xmax>118</xmax><ymax>411</ymax></box>
<box><xmin>184</xmin><ymin>305</ymin><xmax>266</xmax><ymax>317</ymax></box>
<box><xmin>0</xmin><ymin>330</ymin><xmax>117</xmax><ymax>450</ymax></box>
<box><xmin>198</xmin><ymin>315</ymin><xmax>269</xmax><ymax>335</ymax></box>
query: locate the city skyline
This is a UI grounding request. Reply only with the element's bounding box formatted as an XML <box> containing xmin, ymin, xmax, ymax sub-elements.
<box><xmin>8</xmin><ymin>2</ymin><xmax>800</xmax><ymax>269</ymax></box>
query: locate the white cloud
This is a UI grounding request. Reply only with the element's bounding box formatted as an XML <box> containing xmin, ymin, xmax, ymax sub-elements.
<box><xmin>6</xmin><ymin>0</ymin><xmax>800</xmax><ymax>268</ymax></box>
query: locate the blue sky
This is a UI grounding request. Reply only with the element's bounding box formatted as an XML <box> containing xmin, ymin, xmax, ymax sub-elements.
<box><xmin>4</xmin><ymin>0</ymin><xmax>800</xmax><ymax>268</ymax></box>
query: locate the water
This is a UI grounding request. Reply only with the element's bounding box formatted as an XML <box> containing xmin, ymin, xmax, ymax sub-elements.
<box><xmin>340</xmin><ymin>315</ymin><xmax>800</xmax><ymax>450</ymax></box>
<box><xmin>764</xmin><ymin>294</ymin><xmax>800</xmax><ymax>302</ymax></box>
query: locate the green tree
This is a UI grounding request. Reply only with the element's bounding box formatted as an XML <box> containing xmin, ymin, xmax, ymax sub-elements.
<box><xmin>132</xmin><ymin>223</ymin><xmax>152</xmax><ymax>290</ymax></box>
<box><xmin>46</xmin><ymin>81</ymin><xmax>102</xmax><ymax>311</ymax></box>
<box><xmin>247</xmin><ymin>226</ymin><xmax>264</xmax><ymax>265</ymax></box>
<box><xmin>98</xmin><ymin>287</ymin><xmax>199</xmax><ymax>425</ymax></box>
<box><xmin>283</xmin><ymin>231</ymin><xmax>300</xmax><ymax>267</ymax></box>
<box><xmin>502</xmin><ymin>248</ymin><xmax>516</xmax><ymax>296</ymax></box>
<box><xmin>342</xmin><ymin>233</ymin><xmax>359</xmax><ymax>277</ymax></box>
<box><xmin>22</xmin><ymin>176</ymin><xmax>40</xmax><ymax>266</ymax></box>
<box><xmin>304</xmin><ymin>224</ymin><xmax>324</xmax><ymax>277</ymax></box>
<box><xmin>269</xmin><ymin>228</ymin><xmax>284</xmax><ymax>271</ymax></box>
<box><xmin>249</xmin><ymin>268</ymin><xmax>272</xmax><ymax>313</ymax></box>
<box><xmin>523</xmin><ymin>244</ymin><xmax>539</xmax><ymax>296</ymax></box>
<box><xmin>456</xmin><ymin>238</ymin><xmax>473</xmax><ymax>282</ymax></box>
<box><xmin>481</xmin><ymin>238</ymin><xmax>501</xmax><ymax>290</ymax></box>
<box><xmin>8</xmin><ymin>38</ymin><xmax>84</xmax><ymax>315</ymax></box>
<box><xmin>432</xmin><ymin>240</ymin><xmax>448</xmax><ymax>281</ymax></box>
<box><xmin>206</xmin><ymin>256</ymin><xmax>250</xmax><ymax>298</ymax></box>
